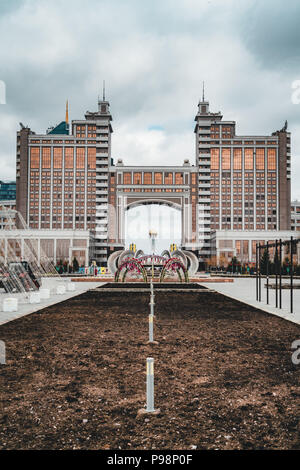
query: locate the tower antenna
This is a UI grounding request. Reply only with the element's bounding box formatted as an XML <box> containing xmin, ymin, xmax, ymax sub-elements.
<box><xmin>103</xmin><ymin>80</ymin><xmax>105</xmax><ymax>101</ymax></box>
<box><xmin>202</xmin><ymin>81</ymin><xmax>205</xmax><ymax>102</ymax></box>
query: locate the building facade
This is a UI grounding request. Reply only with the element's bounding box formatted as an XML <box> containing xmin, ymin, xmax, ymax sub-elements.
<box><xmin>106</xmin><ymin>159</ymin><xmax>198</xmax><ymax>258</ymax></box>
<box><xmin>0</xmin><ymin>229</ymin><xmax>94</xmax><ymax>268</ymax></box>
<box><xmin>0</xmin><ymin>200</ymin><xmax>16</xmax><ymax>230</ymax></box>
<box><xmin>0</xmin><ymin>181</ymin><xmax>16</xmax><ymax>200</ymax></box>
<box><xmin>16</xmin><ymin>96</ymin><xmax>292</xmax><ymax>266</ymax></box>
<box><xmin>291</xmin><ymin>200</ymin><xmax>300</xmax><ymax>232</ymax></box>
<box><xmin>210</xmin><ymin>230</ymin><xmax>296</xmax><ymax>266</ymax></box>
<box><xmin>16</xmin><ymin>100</ymin><xmax>111</xmax><ymax>263</ymax></box>
<box><xmin>194</xmin><ymin>100</ymin><xmax>291</xmax><ymax>260</ymax></box>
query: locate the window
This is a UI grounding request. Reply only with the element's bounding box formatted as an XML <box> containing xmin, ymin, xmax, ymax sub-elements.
<box><xmin>233</xmin><ymin>148</ymin><xmax>242</xmax><ymax>170</ymax></box>
<box><xmin>256</xmin><ymin>148</ymin><xmax>265</xmax><ymax>170</ymax></box>
<box><xmin>245</xmin><ymin>148</ymin><xmax>254</xmax><ymax>170</ymax></box>
<box><xmin>221</xmin><ymin>148</ymin><xmax>231</xmax><ymax>170</ymax></box>
<box><xmin>87</xmin><ymin>147</ymin><xmax>96</xmax><ymax>169</ymax></box>
<box><xmin>76</xmin><ymin>125</ymin><xmax>86</xmax><ymax>138</ymax></box>
<box><xmin>144</xmin><ymin>173</ymin><xmax>152</xmax><ymax>184</ymax></box>
<box><xmin>30</xmin><ymin>148</ymin><xmax>40</xmax><ymax>169</ymax></box>
<box><xmin>65</xmin><ymin>147</ymin><xmax>74</xmax><ymax>169</ymax></box>
<box><xmin>154</xmin><ymin>173</ymin><xmax>163</xmax><ymax>184</ymax></box>
<box><xmin>87</xmin><ymin>125</ymin><xmax>96</xmax><ymax>138</ymax></box>
<box><xmin>41</xmin><ymin>147</ymin><xmax>51</xmax><ymax>168</ymax></box>
<box><xmin>123</xmin><ymin>172</ymin><xmax>132</xmax><ymax>184</ymax></box>
<box><xmin>175</xmin><ymin>173</ymin><xmax>183</xmax><ymax>184</ymax></box>
<box><xmin>164</xmin><ymin>172</ymin><xmax>173</xmax><ymax>184</ymax></box>
<box><xmin>211</xmin><ymin>148</ymin><xmax>219</xmax><ymax>170</ymax></box>
<box><xmin>267</xmin><ymin>148</ymin><xmax>276</xmax><ymax>170</ymax></box>
<box><xmin>76</xmin><ymin>147</ymin><xmax>85</xmax><ymax>169</ymax></box>
<box><xmin>134</xmin><ymin>173</ymin><xmax>142</xmax><ymax>184</ymax></box>
<box><xmin>53</xmin><ymin>147</ymin><xmax>62</xmax><ymax>168</ymax></box>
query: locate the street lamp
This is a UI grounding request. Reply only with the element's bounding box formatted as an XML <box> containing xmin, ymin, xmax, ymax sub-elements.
<box><xmin>149</xmin><ymin>229</ymin><xmax>158</xmax><ymax>280</ymax></box>
<box><xmin>149</xmin><ymin>229</ymin><xmax>158</xmax><ymax>254</ymax></box>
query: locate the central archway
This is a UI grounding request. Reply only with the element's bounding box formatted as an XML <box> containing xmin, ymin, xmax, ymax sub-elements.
<box><xmin>124</xmin><ymin>202</ymin><xmax>182</xmax><ymax>254</ymax></box>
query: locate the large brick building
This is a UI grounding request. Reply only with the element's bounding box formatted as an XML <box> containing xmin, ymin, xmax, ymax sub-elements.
<box><xmin>16</xmin><ymin>95</ymin><xmax>292</xmax><ymax>266</ymax></box>
<box><xmin>194</xmin><ymin>99</ymin><xmax>291</xmax><ymax>260</ymax></box>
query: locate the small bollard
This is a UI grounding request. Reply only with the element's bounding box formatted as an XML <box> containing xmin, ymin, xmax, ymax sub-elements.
<box><xmin>149</xmin><ymin>314</ymin><xmax>154</xmax><ymax>342</ymax></box>
<box><xmin>149</xmin><ymin>297</ymin><xmax>155</xmax><ymax>316</ymax></box>
<box><xmin>40</xmin><ymin>288</ymin><xmax>50</xmax><ymax>300</ymax></box>
<box><xmin>3</xmin><ymin>297</ymin><xmax>18</xmax><ymax>312</ymax></box>
<box><xmin>146</xmin><ymin>357</ymin><xmax>155</xmax><ymax>412</ymax></box>
<box><xmin>137</xmin><ymin>358</ymin><xmax>160</xmax><ymax>416</ymax></box>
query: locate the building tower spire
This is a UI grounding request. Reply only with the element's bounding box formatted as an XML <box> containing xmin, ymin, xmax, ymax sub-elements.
<box><xmin>103</xmin><ymin>80</ymin><xmax>105</xmax><ymax>101</ymax></box>
<box><xmin>202</xmin><ymin>81</ymin><xmax>205</xmax><ymax>102</ymax></box>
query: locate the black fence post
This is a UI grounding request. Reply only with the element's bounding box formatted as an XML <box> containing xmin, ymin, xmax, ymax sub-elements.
<box><xmin>266</xmin><ymin>241</ymin><xmax>269</xmax><ymax>305</ymax></box>
<box><xmin>279</xmin><ymin>239</ymin><xmax>282</xmax><ymax>309</ymax></box>
<box><xmin>290</xmin><ymin>236</ymin><xmax>293</xmax><ymax>314</ymax></box>
<box><xmin>275</xmin><ymin>240</ymin><xmax>278</xmax><ymax>308</ymax></box>
<box><xmin>258</xmin><ymin>243</ymin><xmax>261</xmax><ymax>302</ymax></box>
<box><xmin>256</xmin><ymin>243</ymin><xmax>258</xmax><ymax>301</ymax></box>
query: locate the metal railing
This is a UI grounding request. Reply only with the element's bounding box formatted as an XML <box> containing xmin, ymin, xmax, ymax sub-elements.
<box><xmin>256</xmin><ymin>237</ymin><xmax>300</xmax><ymax>314</ymax></box>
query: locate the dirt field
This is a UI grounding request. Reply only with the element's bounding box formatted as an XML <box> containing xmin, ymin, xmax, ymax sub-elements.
<box><xmin>0</xmin><ymin>286</ymin><xmax>299</xmax><ymax>450</ymax></box>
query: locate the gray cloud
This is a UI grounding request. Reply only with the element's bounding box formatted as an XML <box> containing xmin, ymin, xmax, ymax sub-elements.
<box><xmin>0</xmin><ymin>0</ymin><xmax>299</xmax><ymax>202</ymax></box>
<box><xmin>237</xmin><ymin>0</ymin><xmax>300</xmax><ymax>71</ymax></box>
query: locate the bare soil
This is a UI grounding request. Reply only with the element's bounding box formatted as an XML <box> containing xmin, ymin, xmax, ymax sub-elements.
<box><xmin>0</xmin><ymin>287</ymin><xmax>299</xmax><ymax>450</ymax></box>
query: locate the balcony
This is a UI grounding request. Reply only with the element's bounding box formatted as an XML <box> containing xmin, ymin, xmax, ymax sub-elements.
<box><xmin>198</xmin><ymin>191</ymin><xmax>211</xmax><ymax>196</ymax></box>
<box><xmin>96</xmin><ymin>234</ymin><xmax>108</xmax><ymax>240</ymax></box>
<box><xmin>198</xmin><ymin>175</ymin><xmax>211</xmax><ymax>181</ymax></box>
<box><xmin>96</xmin><ymin>173</ymin><xmax>108</xmax><ymax>181</ymax></box>
<box><xmin>96</xmin><ymin>190</ymin><xmax>108</xmax><ymax>195</ymax></box>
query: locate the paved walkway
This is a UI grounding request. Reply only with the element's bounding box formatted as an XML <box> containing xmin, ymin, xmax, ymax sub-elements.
<box><xmin>0</xmin><ymin>278</ymin><xmax>105</xmax><ymax>326</ymax></box>
<box><xmin>200</xmin><ymin>277</ymin><xmax>300</xmax><ymax>326</ymax></box>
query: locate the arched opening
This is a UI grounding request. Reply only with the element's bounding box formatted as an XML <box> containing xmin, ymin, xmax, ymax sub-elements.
<box><xmin>125</xmin><ymin>202</ymin><xmax>182</xmax><ymax>253</ymax></box>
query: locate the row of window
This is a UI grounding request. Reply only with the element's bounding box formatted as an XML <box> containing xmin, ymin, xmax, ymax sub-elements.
<box><xmin>120</xmin><ymin>172</ymin><xmax>198</xmax><ymax>185</ymax></box>
<box><xmin>210</xmin><ymin>148</ymin><xmax>276</xmax><ymax>170</ymax></box>
<box><xmin>30</xmin><ymin>147</ymin><xmax>97</xmax><ymax>169</ymax></box>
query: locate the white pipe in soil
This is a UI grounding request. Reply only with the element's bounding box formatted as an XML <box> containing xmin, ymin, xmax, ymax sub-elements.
<box><xmin>149</xmin><ymin>314</ymin><xmax>154</xmax><ymax>343</ymax></box>
<box><xmin>146</xmin><ymin>357</ymin><xmax>155</xmax><ymax>412</ymax></box>
<box><xmin>149</xmin><ymin>296</ymin><xmax>155</xmax><ymax>316</ymax></box>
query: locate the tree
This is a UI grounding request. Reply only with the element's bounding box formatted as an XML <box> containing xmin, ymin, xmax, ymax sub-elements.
<box><xmin>271</xmin><ymin>248</ymin><xmax>280</xmax><ymax>275</ymax></box>
<box><xmin>56</xmin><ymin>259</ymin><xmax>64</xmax><ymax>274</ymax></box>
<box><xmin>260</xmin><ymin>248</ymin><xmax>270</xmax><ymax>275</ymax></box>
<box><xmin>228</xmin><ymin>256</ymin><xmax>239</xmax><ymax>273</ymax></box>
<box><xmin>63</xmin><ymin>260</ymin><xmax>69</xmax><ymax>273</ymax></box>
<box><xmin>72</xmin><ymin>257</ymin><xmax>79</xmax><ymax>272</ymax></box>
<box><xmin>283</xmin><ymin>256</ymin><xmax>290</xmax><ymax>275</ymax></box>
<box><xmin>219</xmin><ymin>255</ymin><xmax>226</xmax><ymax>270</ymax></box>
<box><xmin>206</xmin><ymin>256</ymin><xmax>217</xmax><ymax>271</ymax></box>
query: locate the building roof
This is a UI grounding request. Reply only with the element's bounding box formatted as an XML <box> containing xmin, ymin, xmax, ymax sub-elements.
<box><xmin>48</xmin><ymin>121</ymin><xmax>69</xmax><ymax>135</ymax></box>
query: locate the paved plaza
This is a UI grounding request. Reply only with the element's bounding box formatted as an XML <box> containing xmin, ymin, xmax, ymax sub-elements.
<box><xmin>0</xmin><ymin>278</ymin><xmax>105</xmax><ymax>326</ymax></box>
<box><xmin>200</xmin><ymin>277</ymin><xmax>300</xmax><ymax>326</ymax></box>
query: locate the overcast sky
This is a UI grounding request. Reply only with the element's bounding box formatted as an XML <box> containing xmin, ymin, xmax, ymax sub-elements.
<box><xmin>0</xmin><ymin>0</ymin><xmax>299</xmax><ymax>249</ymax></box>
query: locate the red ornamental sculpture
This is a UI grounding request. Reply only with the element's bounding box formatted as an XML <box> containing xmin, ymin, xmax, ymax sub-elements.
<box><xmin>114</xmin><ymin>254</ymin><xmax>189</xmax><ymax>283</ymax></box>
<box><xmin>160</xmin><ymin>258</ymin><xmax>189</xmax><ymax>283</ymax></box>
<box><xmin>115</xmin><ymin>258</ymin><xmax>147</xmax><ymax>283</ymax></box>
